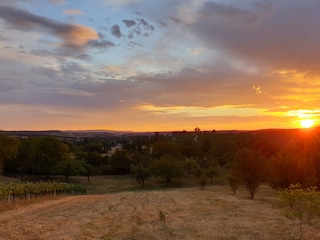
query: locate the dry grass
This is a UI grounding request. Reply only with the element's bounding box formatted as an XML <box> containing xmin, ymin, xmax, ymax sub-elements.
<box><xmin>1</xmin><ymin>183</ymin><xmax>320</xmax><ymax>240</ymax></box>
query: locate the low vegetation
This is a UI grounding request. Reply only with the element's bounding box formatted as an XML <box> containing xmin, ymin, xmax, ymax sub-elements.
<box><xmin>0</xmin><ymin>178</ymin><xmax>319</xmax><ymax>240</ymax></box>
<box><xmin>1</xmin><ymin>129</ymin><xmax>320</xmax><ymax>239</ymax></box>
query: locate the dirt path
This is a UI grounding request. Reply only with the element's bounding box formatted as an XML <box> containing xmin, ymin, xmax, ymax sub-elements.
<box><xmin>0</xmin><ymin>186</ymin><xmax>319</xmax><ymax>240</ymax></box>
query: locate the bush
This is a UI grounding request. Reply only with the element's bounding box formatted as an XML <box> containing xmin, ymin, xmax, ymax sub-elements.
<box><xmin>280</xmin><ymin>183</ymin><xmax>320</xmax><ymax>239</ymax></box>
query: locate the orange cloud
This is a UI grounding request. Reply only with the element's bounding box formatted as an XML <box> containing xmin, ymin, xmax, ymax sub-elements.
<box><xmin>62</xmin><ymin>10</ymin><xmax>85</xmax><ymax>15</ymax></box>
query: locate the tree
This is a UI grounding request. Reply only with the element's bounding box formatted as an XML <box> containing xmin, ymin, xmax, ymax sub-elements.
<box><xmin>15</xmin><ymin>137</ymin><xmax>39</xmax><ymax>179</ymax></box>
<box><xmin>212</xmin><ymin>141</ymin><xmax>234</xmax><ymax>168</ymax></box>
<box><xmin>0</xmin><ymin>132</ymin><xmax>19</xmax><ymax>174</ymax></box>
<box><xmin>202</xmin><ymin>137</ymin><xmax>211</xmax><ymax>153</ymax></box>
<box><xmin>179</xmin><ymin>139</ymin><xmax>197</xmax><ymax>158</ymax></box>
<box><xmin>109</xmin><ymin>150</ymin><xmax>131</xmax><ymax>175</ymax></box>
<box><xmin>52</xmin><ymin>157</ymin><xmax>86</xmax><ymax>182</ymax></box>
<box><xmin>268</xmin><ymin>151</ymin><xmax>316</xmax><ymax>189</ymax></box>
<box><xmin>130</xmin><ymin>152</ymin><xmax>152</xmax><ymax>188</ymax></box>
<box><xmin>280</xmin><ymin>184</ymin><xmax>320</xmax><ymax>239</ymax></box>
<box><xmin>183</xmin><ymin>158</ymin><xmax>199</xmax><ymax>180</ymax></box>
<box><xmin>232</xmin><ymin>148</ymin><xmax>266</xmax><ymax>199</ymax></box>
<box><xmin>35</xmin><ymin>137</ymin><xmax>70</xmax><ymax>178</ymax></box>
<box><xmin>152</xmin><ymin>141</ymin><xmax>180</xmax><ymax>159</ymax></box>
<box><xmin>151</xmin><ymin>155</ymin><xmax>183</xmax><ymax>187</ymax></box>
<box><xmin>206</xmin><ymin>164</ymin><xmax>218</xmax><ymax>183</ymax></box>
<box><xmin>131</xmin><ymin>164</ymin><xmax>151</xmax><ymax>188</ymax></box>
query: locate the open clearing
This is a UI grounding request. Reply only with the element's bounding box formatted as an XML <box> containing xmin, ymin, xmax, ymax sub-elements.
<box><xmin>1</xmin><ymin>184</ymin><xmax>320</xmax><ymax>240</ymax></box>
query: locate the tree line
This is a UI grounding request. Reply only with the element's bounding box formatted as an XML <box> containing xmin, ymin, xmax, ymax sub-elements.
<box><xmin>2</xmin><ymin>129</ymin><xmax>320</xmax><ymax>199</ymax></box>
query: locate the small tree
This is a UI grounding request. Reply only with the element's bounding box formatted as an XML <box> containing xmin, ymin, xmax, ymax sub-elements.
<box><xmin>206</xmin><ymin>165</ymin><xmax>217</xmax><ymax>183</ymax></box>
<box><xmin>52</xmin><ymin>158</ymin><xmax>86</xmax><ymax>182</ymax></box>
<box><xmin>232</xmin><ymin>148</ymin><xmax>266</xmax><ymax>199</ymax></box>
<box><xmin>183</xmin><ymin>158</ymin><xmax>199</xmax><ymax>181</ymax></box>
<box><xmin>151</xmin><ymin>155</ymin><xmax>183</xmax><ymax>187</ymax></box>
<box><xmin>109</xmin><ymin>150</ymin><xmax>131</xmax><ymax>175</ymax></box>
<box><xmin>280</xmin><ymin>184</ymin><xmax>320</xmax><ymax>239</ymax></box>
<box><xmin>131</xmin><ymin>164</ymin><xmax>151</xmax><ymax>188</ymax></box>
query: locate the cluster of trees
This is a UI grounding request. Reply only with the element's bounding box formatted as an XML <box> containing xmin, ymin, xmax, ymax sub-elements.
<box><xmin>0</xmin><ymin>132</ymin><xmax>221</xmax><ymax>186</ymax></box>
<box><xmin>2</xmin><ymin>129</ymin><xmax>320</xmax><ymax>198</ymax></box>
<box><xmin>230</xmin><ymin>130</ymin><xmax>320</xmax><ymax>199</ymax></box>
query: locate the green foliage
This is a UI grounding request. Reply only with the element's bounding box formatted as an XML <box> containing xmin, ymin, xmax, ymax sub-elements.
<box><xmin>151</xmin><ymin>155</ymin><xmax>183</xmax><ymax>187</ymax></box>
<box><xmin>152</xmin><ymin>141</ymin><xmax>180</xmax><ymax>158</ymax></box>
<box><xmin>0</xmin><ymin>133</ymin><xmax>19</xmax><ymax>173</ymax></box>
<box><xmin>35</xmin><ymin>137</ymin><xmax>71</xmax><ymax>177</ymax></box>
<box><xmin>179</xmin><ymin>139</ymin><xmax>197</xmax><ymax>157</ymax></box>
<box><xmin>0</xmin><ymin>181</ymin><xmax>86</xmax><ymax>202</ymax></box>
<box><xmin>232</xmin><ymin>148</ymin><xmax>266</xmax><ymax>199</ymax></box>
<box><xmin>206</xmin><ymin>164</ymin><xmax>218</xmax><ymax>183</ymax></box>
<box><xmin>131</xmin><ymin>164</ymin><xmax>151</xmax><ymax>188</ymax></box>
<box><xmin>202</xmin><ymin>137</ymin><xmax>211</xmax><ymax>153</ymax></box>
<box><xmin>280</xmin><ymin>183</ymin><xmax>320</xmax><ymax>239</ymax></box>
<box><xmin>16</xmin><ymin>137</ymin><xmax>38</xmax><ymax>177</ymax></box>
<box><xmin>183</xmin><ymin>158</ymin><xmax>199</xmax><ymax>180</ymax></box>
<box><xmin>52</xmin><ymin>159</ymin><xmax>86</xmax><ymax>182</ymax></box>
<box><xmin>269</xmin><ymin>152</ymin><xmax>316</xmax><ymax>189</ymax></box>
<box><xmin>109</xmin><ymin>150</ymin><xmax>131</xmax><ymax>175</ymax></box>
<box><xmin>83</xmin><ymin>142</ymin><xmax>105</xmax><ymax>153</ymax></box>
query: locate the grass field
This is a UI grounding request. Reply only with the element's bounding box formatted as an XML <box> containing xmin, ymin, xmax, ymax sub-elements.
<box><xmin>0</xmin><ymin>175</ymin><xmax>320</xmax><ymax>240</ymax></box>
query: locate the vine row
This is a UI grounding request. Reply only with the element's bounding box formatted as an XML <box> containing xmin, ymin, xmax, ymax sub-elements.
<box><xmin>0</xmin><ymin>181</ymin><xmax>86</xmax><ymax>203</ymax></box>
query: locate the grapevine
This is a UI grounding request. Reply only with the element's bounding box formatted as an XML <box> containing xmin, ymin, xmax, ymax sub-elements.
<box><xmin>0</xmin><ymin>181</ymin><xmax>86</xmax><ymax>203</ymax></box>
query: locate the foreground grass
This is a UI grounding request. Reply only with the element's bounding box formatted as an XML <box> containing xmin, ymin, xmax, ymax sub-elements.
<box><xmin>0</xmin><ymin>183</ymin><xmax>319</xmax><ymax>239</ymax></box>
<box><xmin>1</xmin><ymin>175</ymin><xmax>320</xmax><ymax>239</ymax></box>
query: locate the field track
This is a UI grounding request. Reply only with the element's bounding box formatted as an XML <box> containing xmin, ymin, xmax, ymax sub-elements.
<box><xmin>0</xmin><ymin>186</ymin><xmax>319</xmax><ymax>240</ymax></box>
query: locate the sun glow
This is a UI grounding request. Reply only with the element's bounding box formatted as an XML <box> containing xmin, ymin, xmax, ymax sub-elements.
<box><xmin>300</xmin><ymin>119</ymin><xmax>315</xmax><ymax>128</ymax></box>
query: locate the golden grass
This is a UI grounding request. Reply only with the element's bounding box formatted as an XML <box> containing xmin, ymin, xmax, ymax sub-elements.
<box><xmin>0</xmin><ymin>183</ymin><xmax>319</xmax><ymax>240</ymax></box>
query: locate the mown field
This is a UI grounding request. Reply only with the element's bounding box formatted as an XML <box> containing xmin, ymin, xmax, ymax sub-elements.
<box><xmin>0</xmin><ymin>175</ymin><xmax>320</xmax><ymax>240</ymax></box>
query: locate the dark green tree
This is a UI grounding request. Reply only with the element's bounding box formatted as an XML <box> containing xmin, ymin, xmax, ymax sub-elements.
<box><xmin>110</xmin><ymin>150</ymin><xmax>131</xmax><ymax>175</ymax></box>
<box><xmin>183</xmin><ymin>157</ymin><xmax>199</xmax><ymax>180</ymax></box>
<box><xmin>202</xmin><ymin>137</ymin><xmax>211</xmax><ymax>153</ymax></box>
<box><xmin>0</xmin><ymin>132</ymin><xmax>19</xmax><ymax>174</ymax></box>
<box><xmin>130</xmin><ymin>152</ymin><xmax>152</xmax><ymax>188</ymax></box>
<box><xmin>52</xmin><ymin>157</ymin><xmax>86</xmax><ymax>182</ymax></box>
<box><xmin>151</xmin><ymin>155</ymin><xmax>183</xmax><ymax>187</ymax></box>
<box><xmin>35</xmin><ymin>137</ymin><xmax>70</xmax><ymax>178</ymax></box>
<box><xmin>232</xmin><ymin>148</ymin><xmax>266</xmax><ymax>199</ymax></box>
<box><xmin>152</xmin><ymin>141</ymin><xmax>180</xmax><ymax>159</ymax></box>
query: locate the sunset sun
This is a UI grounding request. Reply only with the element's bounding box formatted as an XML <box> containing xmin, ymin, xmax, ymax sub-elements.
<box><xmin>300</xmin><ymin>119</ymin><xmax>315</xmax><ymax>129</ymax></box>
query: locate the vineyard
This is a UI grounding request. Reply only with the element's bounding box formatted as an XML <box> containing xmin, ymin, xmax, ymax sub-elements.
<box><xmin>0</xmin><ymin>181</ymin><xmax>86</xmax><ymax>203</ymax></box>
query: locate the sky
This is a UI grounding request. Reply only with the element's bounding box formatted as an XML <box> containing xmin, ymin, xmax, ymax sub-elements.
<box><xmin>0</xmin><ymin>0</ymin><xmax>320</xmax><ymax>132</ymax></box>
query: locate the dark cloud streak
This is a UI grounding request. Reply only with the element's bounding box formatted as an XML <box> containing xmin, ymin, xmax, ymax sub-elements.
<box><xmin>122</xmin><ymin>19</ymin><xmax>136</xmax><ymax>27</ymax></box>
<box><xmin>0</xmin><ymin>5</ymin><xmax>98</xmax><ymax>49</ymax></box>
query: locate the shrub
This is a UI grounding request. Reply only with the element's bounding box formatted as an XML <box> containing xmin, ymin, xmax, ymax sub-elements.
<box><xmin>280</xmin><ymin>183</ymin><xmax>320</xmax><ymax>239</ymax></box>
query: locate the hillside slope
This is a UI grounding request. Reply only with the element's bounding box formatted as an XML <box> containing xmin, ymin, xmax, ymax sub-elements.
<box><xmin>0</xmin><ymin>186</ymin><xmax>319</xmax><ymax>240</ymax></box>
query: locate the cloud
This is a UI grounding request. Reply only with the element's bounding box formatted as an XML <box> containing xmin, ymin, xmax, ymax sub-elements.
<box><xmin>0</xmin><ymin>6</ymin><xmax>99</xmax><ymax>49</ymax></box>
<box><xmin>188</xmin><ymin>47</ymin><xmax>204</xmax><ymax>56</ymax></box>
<box><xmin>122</xmin><ymin>19</ymin><xmax>136</xmax><ymax>28</ymax></box>
<box><xmin>87</xmin><ymin>39</ymin><xmax>115</xmax><ymax>49</ymax></box>
<box><xmin>49</xmin><ymin>0</ymin><xmax>67</xmax><ymax>4</ymax></box>
<box><xmin>111</xmin><ymin>24</ymin><xmax>122</xmax><ymax>38</ymax></box>
<box><xmin>62</xmin><ymin>10</ymin><xmax>85</xmax><ymax>15</ymax></box>
<box><xmin>102</xmin><ymin>0</ymin><xmax>142</xmax><ymax>7</ymax></box>
<box><xmin>121</xmin><ymin>18</ymin><xmax>155</xmax><ymax>39</ymax></box>
<box><xmin>30</xmin><ymin>49</ymin><xmax>55</xmax><ymax>57</ymax></box>
<box><xmin>191</xmin><ymin>0</ymin><xmax>320</xmax><ymax>73</ymax></box>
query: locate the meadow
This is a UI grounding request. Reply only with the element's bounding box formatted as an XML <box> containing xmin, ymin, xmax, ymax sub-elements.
<box><xmin>1</xmin><ymin>175</ymin><xmax>320</xmax><ymax>240</ymax></box>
